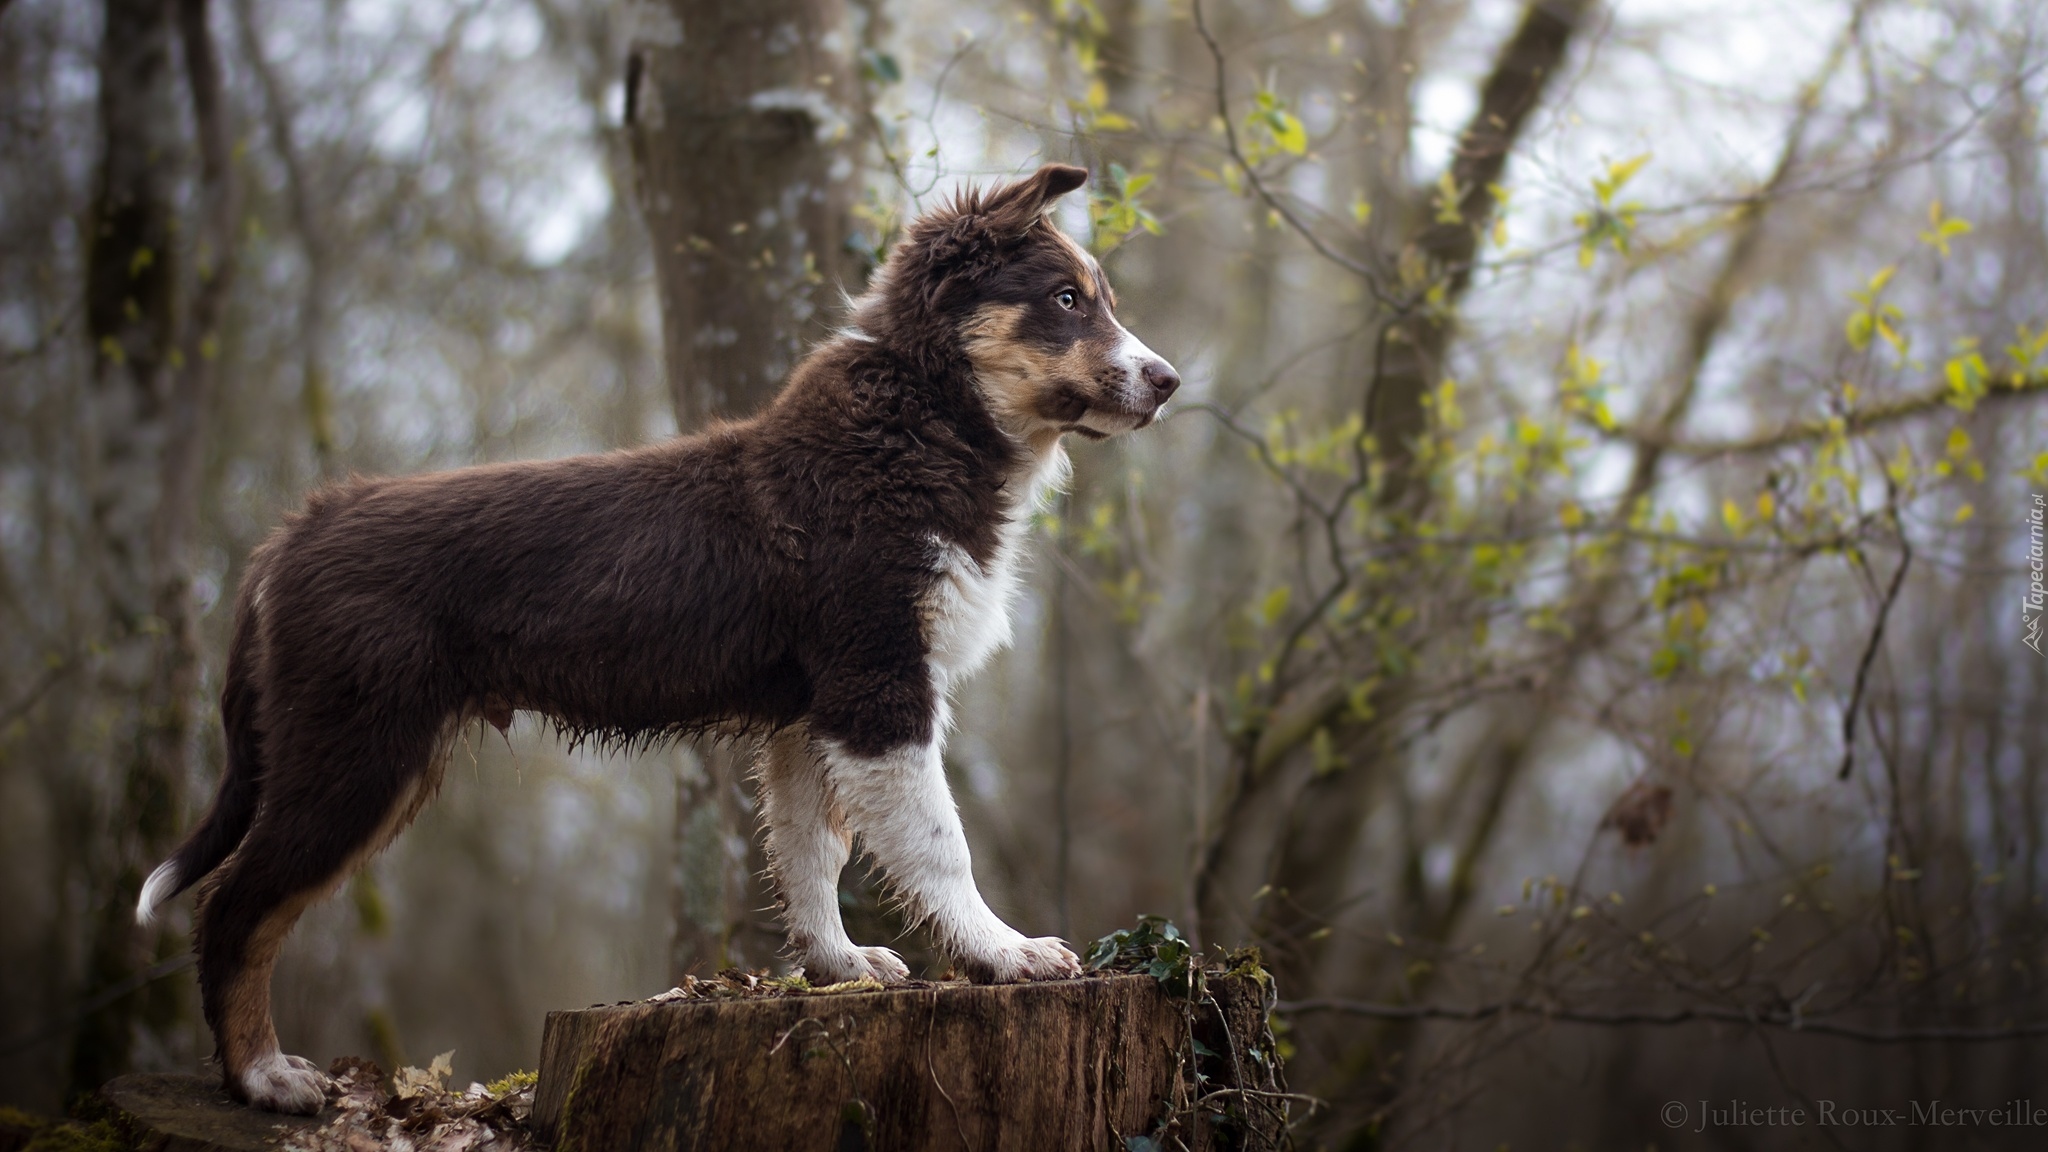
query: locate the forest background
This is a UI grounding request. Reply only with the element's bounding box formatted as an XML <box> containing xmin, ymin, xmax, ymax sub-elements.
<box><xmin>3</xmin><ymin>0</ymin><xmax>2047</xmax><ymax>1147</ymax></box>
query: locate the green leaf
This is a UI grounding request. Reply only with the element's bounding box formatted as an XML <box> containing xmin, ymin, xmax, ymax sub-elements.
<box><xmin>1434</xmin><ymin>169</ymin><xmax>1464</xmax><ymax>224</ymax></box>
<box><xmin>1846</xmin><ymin>312</ymin><xmax>1873</xmax><ymax>350</ymax></box>
<box><xmin>1242</xmin><ymin>90</ymin><xmax>1308</xmax><ymax>159</ymax></box>
<box><xmin>1259</xmin><ymin>584</ymin><xmax>1292</xmax><ymax>625</ymax></box>
<box><xmin>1918</xmin><ymin>199</ymin><xmax>1973</xmax><ymax>257</ymax></box>
<box><xmin>1944</xmin><ymin>350</ymin><xmax>1989</xmax><ymax>411</ymax></box>
<box><xmin>1592</xmin><ymin>153</ymin><xmax>1651</xmax><ymax>206</ymax></box>
<box><xmin>1270</xmin><ymin>109</ymin><xmax>1307</xmax><ymax>155</ymax></box>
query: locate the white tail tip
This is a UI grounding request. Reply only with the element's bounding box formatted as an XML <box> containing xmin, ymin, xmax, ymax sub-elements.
<box><xmin>136</xmin><ymin>860</ymin><xmax>181</xmax><ymax>925</ymax></box>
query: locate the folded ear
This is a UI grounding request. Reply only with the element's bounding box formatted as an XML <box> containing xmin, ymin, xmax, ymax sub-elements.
<box><xmin>982</xmin><ymin>163</ymin><xmax>1089</xmax><ymax>236</ymax></box>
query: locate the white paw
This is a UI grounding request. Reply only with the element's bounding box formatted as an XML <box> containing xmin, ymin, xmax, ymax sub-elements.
<box><xmin>238</xmin><ymin>1051</ymin><xmax>327</xmax><ymax>1115</ymax></box>
<box><xmin>960</xmin><ymin>934</ymin><xmax>1082</xmax><ymax>983</ymax></box>
<box><xmin>800</xmin><ymin>944</ymin><xmax>911</xmax><ymax>985</ymax></box>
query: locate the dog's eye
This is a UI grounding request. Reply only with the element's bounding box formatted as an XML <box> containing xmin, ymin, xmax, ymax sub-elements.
<box><xmin>1055</xmin><ymin>289</ymin><xmax>1078</xmax><ymax>311</ymax></box>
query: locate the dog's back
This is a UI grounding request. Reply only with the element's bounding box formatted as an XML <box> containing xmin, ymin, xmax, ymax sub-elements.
<box><xmin>257</xmin><ymin>434</ymin><xmax>817</xmax><ymax>744</ymax></box>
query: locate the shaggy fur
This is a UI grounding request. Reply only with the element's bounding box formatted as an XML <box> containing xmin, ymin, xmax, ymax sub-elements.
<box><xmin>136</xmin><ymin>163</ymin><xmax>1178</xmax><ymax>1113</ymax></box>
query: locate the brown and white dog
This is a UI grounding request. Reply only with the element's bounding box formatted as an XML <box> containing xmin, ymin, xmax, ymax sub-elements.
<box><xmin>134</xmin><ymin>164</ymin><xmax>1178</xmax><ymax>1113</ymax></box>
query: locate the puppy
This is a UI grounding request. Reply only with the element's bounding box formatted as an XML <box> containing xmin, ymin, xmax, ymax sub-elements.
<box><xmin>134</xmin><ymin>163</ymin><xmax>1178</xmax><ymax>1113</ymax></box>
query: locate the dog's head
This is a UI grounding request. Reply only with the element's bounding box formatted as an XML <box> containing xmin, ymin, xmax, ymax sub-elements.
<box><xmin>851</xmin><ymin>164</ymin><xmax>1179</xmax><ymax>444</ymax></box>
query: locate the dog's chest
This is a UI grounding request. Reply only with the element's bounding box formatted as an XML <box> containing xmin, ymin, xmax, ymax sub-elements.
<box><xmin>922</xmin><ymin>526</ymin><xmax>1027</xmax><ymax>683</ymax></box>
<box><xmin>919</xmin><ymin>452</ymin><xmax>1064</xmax><ymax>684</ymax></box>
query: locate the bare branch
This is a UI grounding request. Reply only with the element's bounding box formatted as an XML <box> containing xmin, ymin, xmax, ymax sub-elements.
<box><xmin>1613</xmin><ymin>371</ymin><xmax>2048</xmax><ymax>457</ymax></box>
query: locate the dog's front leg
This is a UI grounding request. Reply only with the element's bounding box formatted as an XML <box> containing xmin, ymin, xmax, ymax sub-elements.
<box><xmin>758</xmin><ymin>725</ymin><xmax>910</xmax><ymax>984</ymax></box>
<box><xmin>821</xmin><ymin>717</ymin><xmax>1081</xmax><ymax>983</ymax></box>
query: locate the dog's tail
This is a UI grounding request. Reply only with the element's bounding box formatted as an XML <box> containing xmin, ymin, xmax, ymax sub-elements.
<box><xmin>137</xmin><ymin>558</ymin><xmax>270</xmax><ymax>926</ymax></box>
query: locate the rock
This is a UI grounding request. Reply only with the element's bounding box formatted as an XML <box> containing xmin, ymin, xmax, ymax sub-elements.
<box><xmin>92</xmin><ymin>1073</ymin><xmax>329</xmax><ymax>1152</ymax></box>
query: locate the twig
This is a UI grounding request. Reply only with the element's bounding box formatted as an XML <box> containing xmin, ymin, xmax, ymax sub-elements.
<box><xmin>1838</xmin><ymin>516</ymin><xmax>1912</xmax><ymax>781</ymax></box>
<box><xmin>1188</xmin><ymin>0</ymin><xmax>1397</xmax><ymax>304</ymax></box>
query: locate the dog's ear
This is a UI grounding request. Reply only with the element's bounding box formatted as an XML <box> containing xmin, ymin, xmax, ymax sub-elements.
<box><xmin>982</xmin><ymin>164</ymin><xmax>1089</xmax><ymax>237</ymax></box>
<box><xmin>892</xmin><ymin>164</ymin><xmax>1090</xmax><ymax>316</ymax></box>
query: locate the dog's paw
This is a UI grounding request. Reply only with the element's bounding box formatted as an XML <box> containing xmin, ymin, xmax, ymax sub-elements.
<box><xmin>800</xmin><ymin>945</ymin><xmax>911</xmax><ymax>986</ymax></box>
<box><xmin>961</xmin><ymin>934</ymin><xmax>1083</xmax><ymax>983</ymax></box>
<box><xmin>854</xmin><ymin>946</ymin><xmax>912</xmax><ymax>983</ymax></box>
<box><xmin>237</xmin><ymin>1051</ymin><xmax>327</xmax><ymax>1115</ymax></box>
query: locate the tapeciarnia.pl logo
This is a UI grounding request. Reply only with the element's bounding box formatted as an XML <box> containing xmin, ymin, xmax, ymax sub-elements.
<box><xmin>2027</xmin><ymin>493</ymin><xmax>2045</xmax><ymax>657</ymax></box>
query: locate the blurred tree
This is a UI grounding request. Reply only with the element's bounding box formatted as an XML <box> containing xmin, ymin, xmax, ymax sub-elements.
<box><xmin>67</xmin><ymin>0</ymin><xmax>236</xmax><ymax>1100</ymax></box>
<box><xmin>624</xmin><ymin>0</ymin><xmax>866</xmax><ymax>978</ymax></box>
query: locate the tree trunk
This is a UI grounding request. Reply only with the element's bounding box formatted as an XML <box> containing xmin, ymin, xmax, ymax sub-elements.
<box><xmin>532</xmin><ymin>974</ymin><xmax>1283</xmax><ymax>1152</ymax></box>
<box><xmin>1365</xmin><ymin>0</ymin><xmax>1595</xmax><ymax>508</ymax></box>
<box><xmin>625</xmin><ymin>0</ymin><xmax>866</xmax><ymax>979</ymax></box>
<box><xmin>68</xmin><ymin>0</ymin><xmax>202</xmax><ymax>1098</ymax></box>
<box><xmin>626</xmin><ymin>0</ymin><xmax>865</xmax><ymax>425</ymax></box>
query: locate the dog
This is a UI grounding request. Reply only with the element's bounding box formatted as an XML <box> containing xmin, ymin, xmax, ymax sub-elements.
<box><xmin>132</xmin><ymin>163</ymin><xmax>1179</xmax><ymax>1113</ymax></box>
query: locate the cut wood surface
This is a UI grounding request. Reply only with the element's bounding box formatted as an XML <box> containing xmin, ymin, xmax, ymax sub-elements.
<box><xmin>533</xmin><ymin>973</ymin><xmax>1282</xmax><ymax>1152</ymax></box>
<box><xmin>92</xmin><ymin>1073</ymin><xmax>328</xmax><ymax>1152</ymax></box>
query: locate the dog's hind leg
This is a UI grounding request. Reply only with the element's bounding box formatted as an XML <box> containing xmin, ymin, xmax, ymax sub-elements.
<box><xmin>757</xmin><ymin>725</ymin><xmax>909</xmax><ymax>984</ymax></box>
<box><xmin>197</xmin><ymin>721</ymin><xmax>440</xmax><ymax>1114</ymax></box>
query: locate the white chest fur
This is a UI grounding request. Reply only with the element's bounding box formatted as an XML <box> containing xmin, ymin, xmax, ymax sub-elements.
<box><xmin>920</xmin><ymin>446</ymin><xmax>1069</xmax><ymax>687</ymax></box>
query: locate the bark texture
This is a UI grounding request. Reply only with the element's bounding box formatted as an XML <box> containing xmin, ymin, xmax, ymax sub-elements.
<box><xmin>626</xmin><ymin>0</ymin><xmax>864</xmax><ymax>425</ymax></box>
<box><xmin>533</xmin><ymin>975</ymin><xmax>1280</xmax><ymax>1152</ymax></box>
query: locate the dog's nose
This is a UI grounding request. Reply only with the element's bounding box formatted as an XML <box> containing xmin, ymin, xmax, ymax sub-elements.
<box><xmin>1142</xmin><ymin>360</ymin><xmax>1180</xmax><ymax>402</ymax></box>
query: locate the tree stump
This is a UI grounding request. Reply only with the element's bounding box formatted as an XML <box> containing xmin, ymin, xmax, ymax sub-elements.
<box><xmin>89</xmin><ymin>1073</ymin><xmax>329</xmax><ymax>1152</ymax></box>
<box><xmin>533</xmin><ymin>973</ymin><xmax>1284</xmax><ymax>1151</ymax></box>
